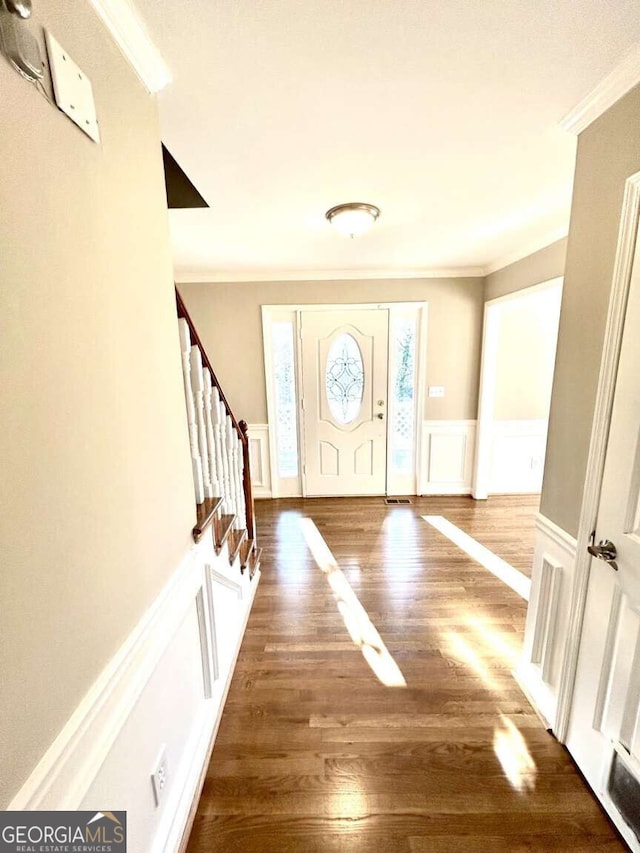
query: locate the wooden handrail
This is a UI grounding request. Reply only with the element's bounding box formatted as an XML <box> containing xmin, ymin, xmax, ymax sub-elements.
<box><xmin>239</xmin><ymin>420</ymin><xmax>255</xmax><ymax>541</ymax></box>
<box><xmin>175</xmin><ymin>288</ymin><xmax>242</xmax><ymax>435</ymax></box>
<box><xmin>176</xmin><ymin>286</ymin><xmax>256</xmax><ymax>545</ymax></box>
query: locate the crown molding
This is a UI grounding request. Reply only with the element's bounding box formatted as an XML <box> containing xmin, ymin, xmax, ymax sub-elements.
<box><xmin>560</xmin><ymin>43</ymin><xmax>640</xmax><ymax>135</ymax></box>
<box><xmin>174</xmin><ymin>266</ymin><xmax>486</xmax><ymax>284</ymax></box>
<box><xmin>484</xmin><ymin>228</ymin><xmax>569</xmax><ymax>277</ymax></box>
<box><xmin>87</xmin><ymin>0</ymin><xmax>171</xmax><ymax>93</ymax></box>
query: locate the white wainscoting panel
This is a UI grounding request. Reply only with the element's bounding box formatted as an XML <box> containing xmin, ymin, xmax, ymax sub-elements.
<box><xmin>516</xmin><ymin>513</ymin><xmax>577</xmax><ymax>730</ymax></box>
<box><xmin>419</xmin><ymin>420</ymin><xmax>476</xmax><ymax>495</ymax></box>
<box><xmin>489</xmin><ymin>419</ymin><xmax>548</xmax><ymax>494</ymax></box>
<box><xmin>8</xmin><ymin>528</ymin><xmax>260</xmax><ymax>853</ymax></box>
<box><xmin>248</xmin><ymin>424</ymin><xmax>272</xmax><ymax>498</ymax></box>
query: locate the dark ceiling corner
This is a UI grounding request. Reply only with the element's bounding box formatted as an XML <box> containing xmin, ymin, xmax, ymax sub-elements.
<box><xmin>162</xmin><ymin>144</ymin><xmax>209</xmax><ymax>209</ymax></box>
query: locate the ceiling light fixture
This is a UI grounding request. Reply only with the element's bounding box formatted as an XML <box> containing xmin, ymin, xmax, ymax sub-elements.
<box><xmin>325</xmin><ymin>202</ymin><xmax>380</xmax><ymax>238</ymax></box>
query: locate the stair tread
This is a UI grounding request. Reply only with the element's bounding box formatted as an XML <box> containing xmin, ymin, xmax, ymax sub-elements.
<box><xmin>239</xmin><ymin>538</ymin><xmax>255</xmax><ymax>566</ymax></box>
<box><xmin>249</xmin><ymin>546</ymin><xmax>262</xmax><ymax>580</ymax></box>
<box><xmin>192</xmin><ymin>496</ymin><xmax>224</xmax><ymax>543</ymax></box>
<box><xmin>214</xmin><ymin>514</ymin><xmax>236</xmax><ymax>554</ymax></box>
<box><xmin>228</xmin><ymin>527</ymin><xmax>248</xmax><ymax>565</ymax></box>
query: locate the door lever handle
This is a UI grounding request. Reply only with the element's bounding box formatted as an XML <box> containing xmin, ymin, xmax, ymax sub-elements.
<box><xmin>587</xmin><ymin>539</ymin><xmax>618</xmax><ymax>571</ymax></box>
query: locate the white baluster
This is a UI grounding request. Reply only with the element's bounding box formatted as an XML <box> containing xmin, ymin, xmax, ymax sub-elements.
<box><xmin>234</xmin><ymin>434</ymin><xmax>246</xmax><ymax>529</ymax></box>
<box><xmin>219</xmin><ymin>403</ymin><xmax>233</xmax><ymax>515</ymax></box>
<box><xmin>211</xmin><ymin>388</ymin><xmax>227</xmax><ymax>512</ymax></box>
<box><xmin>227</xmin><ymin>416</ymin><xmax>243</xmax><ymax>528</ymax></box>
<box><xmin>203</xmin><ymin>370</ymin><xmax>221</xmax><ymax>497</ymax></box>
<box><xmin>190</xmin><ymin>346</ymin><xmax>213</xmax><ymax>499</ymax></box>
<box><xmin>178</xmin><ymin>320</ymin><xmax>204</xmax><ymax>504</ymax></box>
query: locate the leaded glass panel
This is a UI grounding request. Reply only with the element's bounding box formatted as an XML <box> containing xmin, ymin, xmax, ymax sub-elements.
<box><xmin>325</xmin><ymin>333</ymin><xmax>364</xmax><ymax>425</ymax></box>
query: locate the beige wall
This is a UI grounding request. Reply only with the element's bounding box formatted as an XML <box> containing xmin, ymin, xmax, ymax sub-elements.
<box><xmin>0</xmin><ymin>0</ymin><xmax>195</xmax><ymax>804</ymax></box>
<box><xmin>493</xmin><ymin>285</ymin><xmax>562</xmax><ymax>421</ymax></box>
<box><xmin>541</xmin><ymin>84</ymin><xmax>640</xmax><ymax>536</ymax></box>
<box><xmin>178</xmin><ymin>277</ymin><xmax>485</xmax><ymax>424</ymax></box>
<box><xmin>485</xmin><ymin>238</ymin><xmax>567</xmax><ymax>302</ymax></box>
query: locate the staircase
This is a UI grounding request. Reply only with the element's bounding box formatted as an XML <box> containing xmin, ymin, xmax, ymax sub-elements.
<box><xmin>176</xmin><ymin>288</ymin><xmax>261</xmax><ymax>579</ymax></box>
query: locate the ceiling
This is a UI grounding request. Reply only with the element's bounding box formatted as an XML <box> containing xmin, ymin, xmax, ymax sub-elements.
<box><xmin>133</xmin><ymin>0</ymin><xmax>640</xmax><ymax>280</ymax></box>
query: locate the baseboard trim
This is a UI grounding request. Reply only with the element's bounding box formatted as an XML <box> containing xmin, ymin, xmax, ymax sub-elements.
<box><xmin>513</xmin><ymin>664</ymin><xmax>553</xmax><ymax>730</ymax></box>
<box><xmin>419</xmin><ymin>485</ymin><xmax>473</xmax><ymax>496</ymax></box>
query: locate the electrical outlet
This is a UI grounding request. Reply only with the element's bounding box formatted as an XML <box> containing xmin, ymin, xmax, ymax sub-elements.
<box><xmin>151</xmin><ymin>746</ymin><xmax>168</xmax><ymax>808</ymax></box>
<box><xmin>428</xmin><ymin>386</ymin><xmax>445</xmax><ymax>398</ymax></box>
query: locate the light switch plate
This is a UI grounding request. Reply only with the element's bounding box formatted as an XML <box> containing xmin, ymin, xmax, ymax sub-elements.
<box><xmin>44</xmin><ymin>30</ymin><xmax>100</xmax><ymax>143</ymax></box>
<box><xmin>428</xmin><ymin>386</ymin><xmax>445</xmax><ymax>398</ymax></box>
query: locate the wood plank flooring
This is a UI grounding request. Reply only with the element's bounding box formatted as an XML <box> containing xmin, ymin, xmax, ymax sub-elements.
<box><xmin>186</xmin><ymin>495</ymin><xmax>626</xmax><ymax>852</ymax></box>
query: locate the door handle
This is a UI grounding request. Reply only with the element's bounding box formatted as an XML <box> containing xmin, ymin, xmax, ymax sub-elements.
<box><xmin>587</xmin><ymin>539</ymin><xmax>618</xmax><ymax>571</ymax></box>
<box><xmin>376</xmin><ymin>413</ymin><xmax>384</xmax><ymax>420</ymax></box>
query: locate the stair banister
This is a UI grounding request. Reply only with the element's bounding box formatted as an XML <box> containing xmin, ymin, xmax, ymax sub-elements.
<box><xmin>175</xmin><ymin>287</ymin><xmax>256</xmax><ymax>551</ymax></box>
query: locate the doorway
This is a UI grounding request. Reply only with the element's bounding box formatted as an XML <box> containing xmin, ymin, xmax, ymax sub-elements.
<box><xmin>473</xmin><ymin>279</ymin><xmax>563</xmax><ymax>500</ymax></box>
<box><xmin>262</xmin><ymin>303</ymin><xmax>426</xmax><ymax>498</ymax></box>
<box><xmin>299</xmin><ymin>308</ymin><xmax>388</xmax><ymax>496</ymax></box>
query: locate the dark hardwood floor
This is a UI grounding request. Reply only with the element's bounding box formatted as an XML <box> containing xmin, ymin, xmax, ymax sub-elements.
<box><xmin>186</xmin><ymin>495</ymin><xmax>626</xmax><ymax>852</ymax></box>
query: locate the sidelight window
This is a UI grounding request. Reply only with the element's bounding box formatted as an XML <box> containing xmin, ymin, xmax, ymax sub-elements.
<box><xmin>272</xmin><ymin>321</ymin><xmax>299</xmax><ymax>477</ymax></box>
<box><xmin>389</xmin><ymin>316</ymin><xmax>417</xmax><ymax>475</ymax></box>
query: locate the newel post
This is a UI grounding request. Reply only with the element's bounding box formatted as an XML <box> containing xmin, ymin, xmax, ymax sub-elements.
<box><xmin>239</xmin><ymin>420</ymin><xmax>256</xmax><ymax>542</ymax></box>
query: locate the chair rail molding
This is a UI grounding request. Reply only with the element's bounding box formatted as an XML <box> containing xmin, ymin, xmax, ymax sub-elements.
<box><xmin>8</xmin><ymin>545</ymin><xmax>203</xmax><ymax>812</ymax></box>
<box><xmin>517</xmin><ymin>512</ymin><xmax>578</xmax><ymax>730</ymax></box>
<box><xmin>419</xmin><ymin>420</ymin><xmax>476</xmax><ymax>495</ymax></box>
<box><xmin>87</xmin><ymin>0</ymin><xmax>171</xmax><ymax>93</ymax></box>
<box><xmin>247</xmin><ymin>424</ymin><xmax>272</xmax><ymax>498</ymax></box>
<box><xmin>488</xmin><ymin>419</ymin><xmax>548</xmax><ymax>495</ymax></box>
<box><xmin>8</xmin><ymin>530</ymin><xmax>261</xmax><ymax>853</ymax></box>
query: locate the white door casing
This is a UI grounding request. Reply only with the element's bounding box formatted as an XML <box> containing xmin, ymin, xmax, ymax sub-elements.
<box><xmin>565</xmin><ymin>191</ymin><xmax>640</xmax><ymax>850</ymax></box>
<box><xmin>473</xmin><ymin>279</ymin><xmax>562</xmax><ymax>500</ymax></box>
<box><xmin>300</xmin><ymin>308</ymin><xmax>389</xmax><ymax>496</ymax></box>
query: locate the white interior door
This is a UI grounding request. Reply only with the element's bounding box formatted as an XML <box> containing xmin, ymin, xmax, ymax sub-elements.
<box><xmin>566</xmin><ymin>233</ymin><xmax>640</xmax><ymax>850</ymax></box>
<box><xmin>300</xmin><ymin>308</ymin><xmax>389</xmax><ymax>496</ymax></box>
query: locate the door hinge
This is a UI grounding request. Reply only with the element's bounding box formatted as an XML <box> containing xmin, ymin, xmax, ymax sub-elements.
<box><xmin>301</xmin><ymin>396</ymin><xmax>305</xmax><ymax>410</ymax></box>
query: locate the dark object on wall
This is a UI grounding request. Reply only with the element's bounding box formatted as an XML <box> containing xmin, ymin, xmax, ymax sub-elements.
<box><xmin>162</xmin><ymin>144</ymin><xmax>209</xmax><ymax>209</ymax></box>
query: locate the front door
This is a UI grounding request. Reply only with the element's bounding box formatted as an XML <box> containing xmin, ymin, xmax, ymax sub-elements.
<box><xmin>300</xmin><ymin>308</ymin><xmax>389</xmax><ymax>496</ymax></box>
<box><xmin>566</xmin><ymin>228</ymin><xmax>640</xmax><ymax>850</ymax></box>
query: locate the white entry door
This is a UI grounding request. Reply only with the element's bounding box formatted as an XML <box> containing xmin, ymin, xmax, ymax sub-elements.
<box><xmin>300</xmin><ymin>308</ymin><xmax>389</xmax><ymax>496</ymax></box>
<box><xmin>566</xmin><ymin>230</ymin><xmax>640</xmax><ymax>849</ymax></box>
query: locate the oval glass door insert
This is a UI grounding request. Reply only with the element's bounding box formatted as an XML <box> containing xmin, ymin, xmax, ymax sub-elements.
<box><xmin>325</xmin><ymin>333</ymin><xmax>364</xmax><ymax>424</ymax></box>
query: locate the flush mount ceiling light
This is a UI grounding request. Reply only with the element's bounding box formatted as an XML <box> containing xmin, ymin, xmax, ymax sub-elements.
<box><xmin>325</xmin><ymin>202</ymin><xmax>380</xmax><ymax>238</ymax></box>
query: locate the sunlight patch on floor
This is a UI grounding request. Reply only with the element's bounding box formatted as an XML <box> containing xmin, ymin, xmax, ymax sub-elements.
<box><xmin>299</xmin><ymin>517</ymin><xmax>407</xmax><ymax>688</ymax></box>
<box><xmin>443</xmin><ymin>630</ymin><xmax>501</xmax><ymax>692</ymax></box>
<box><xmin>493</xmin><ymin>714</ymin><xmax>537</xmax><ymax>792</ymax></box>
<box><xmin>422</xmin><ymin>515</ymin><xmax>531</xmax><ymax>600</ymax></box>
<box><xmin>464</xmin><ymin>614</ymin><xmax>520</xmax><ymax>666</ymax></box>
